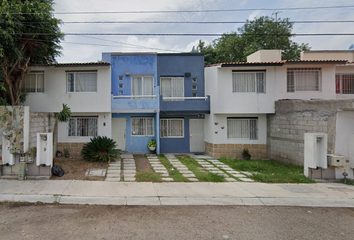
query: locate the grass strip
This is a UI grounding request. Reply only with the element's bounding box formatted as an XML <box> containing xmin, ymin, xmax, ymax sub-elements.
<box><xmin>219</xmin><ymin>158</ymin><xmax>315</xmax><ymax>183</ymax></box>
<box><xmin>158</xmin><ymin>154</ymin><xmax>188</xmax><ymax>182</ymax></box>
<box><xmin>177</xmin><ymin>155</ymin><xmax>226</xmax><ymax>182</ymax></box>
<box><xmin>135</xmin><ymin>168</ymin><xmax>162</xmax><ymax>182</ymax></box>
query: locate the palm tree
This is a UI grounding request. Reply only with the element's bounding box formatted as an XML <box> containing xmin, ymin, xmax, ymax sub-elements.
<box><xmin>53</xmin><ymin>104</ymin><xmax>71</xmax><ymax>157</ymax></box>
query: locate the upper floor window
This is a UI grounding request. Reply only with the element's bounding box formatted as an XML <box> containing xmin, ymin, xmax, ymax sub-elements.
<box><xmin>67</xmin><ymin>72</ymin><xmax>97</xmax><ymax>93</ymax></box>
<box><xmin>287</xmin><ymin>68</ymin><xmax>321</xmax><ymax>92</ymax></box>
<box><xmin>336</xmin><ymin>74</ymin><xmax>354</xmax><ymax>94</ymax></box>
<box><xmin>68</xmin><ymin>117</ymin><xmax>98</xmax><ymax>137</ymax></box>
<box><xmin>227</xmin><ymin>117</ymin><xmax>258</xmax><ymax>140</ymax></box>
<box><xmin>23</xmin><ymin>72</ymin><xmax>44</xmax><ymax>93</ymax></box>
<box><xmin>232</xmin><ymin>71</ymin><xmax>266</xmax><ymax>93</ymax></box>
<box><xmin>161</xmin><ymin>77</ymin><xmax>184</xmax><ymax>101</ymax></box>
<box><xmin>131</xmin><ymin>76</ymin><xmax>153</xmax><ymax>97</ymax></box>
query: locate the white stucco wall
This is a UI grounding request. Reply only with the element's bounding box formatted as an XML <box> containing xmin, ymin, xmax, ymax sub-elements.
<box><xmin>204</xmin><ymin>114</ymin><xmax>267</xmax><ymax>145</ymax></box>
<box><xmin>274</xmin><ymin>65</ymin><xmax>337</xmax><ymax>100</ymax></box>
<box><xmin>215</xmin><ymin>67</ymin><xmax>276</xmax><ymax>114</ymax></box>
<box><xmin>24</xmin><ymin>65</ymin><xmax>111</xmax><ymax>113</ymax></box>
<box><xmin>301</xmin><ymin>51</ymin><xmax>354</xmax><ymax>61</ymax></box>
<box><xmin>58</xmin><ymin>112</ymin><xmax>112</xmax><ymax>143</ymax></box>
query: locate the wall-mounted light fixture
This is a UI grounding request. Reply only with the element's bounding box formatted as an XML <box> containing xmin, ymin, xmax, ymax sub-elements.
<box><xmin>185</xmin><ymin>72</ymin><xmax>191</xmax><ymax>77</ymax></box>
<box><xmin>125</xmin><ymin>72</ymin><xmax>130</xmax><ymax>76</ymax></box>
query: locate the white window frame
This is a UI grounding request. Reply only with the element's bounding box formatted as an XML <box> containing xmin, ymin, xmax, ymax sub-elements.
<box><xmin>287</xmin><ymin>68</ymin><xmax>321</xmax><ymax>92</ymax></box>
<box><xmin>160</xmin><ymin>77</ymin><xmax>184</xmax><ymax>101</ymax></box>
<box><xmin>232</xmin><ymin>71</ymin><xmax>266</xmax><ymax>93</ymax></box>
<box><xmin>66</xmin><ymin>72</ymin><xmax>97</xmax><ymax>93</ymax></box>
<box><xmin>160</xmin><ymin>119</ymin><xmax>184</xmax><ymax>138</ymax></box>
<box><xmin>336</xmin><ymin>73</ymin><xmax>354</xmax><ymax>94</ymax></box>
<box><xmin>131</xmin><ymin>117</ymin><xmax>154</xmax><ymax>137</ymax></box>
<box><xmin>131</xmin><ymin>75</ymin><xmax>154</xmax><ymax>97</ymax></box>
<box><xmin>227</xmin><ymin>117</ymin><xmax>258</xmax><ymax>140</ymax></box>
<box><xmin>67</xmin><ymin>117</ymin><xmax>98</xmax><ymax>137</ymax></box>
<box><xmin>23</xmin><ymin>72</ymin><xmax>44</xmax><ymax>93</ymax></box>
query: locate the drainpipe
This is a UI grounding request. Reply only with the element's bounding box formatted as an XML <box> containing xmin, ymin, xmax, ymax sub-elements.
<box><xmin>156</xmin><ymin>111</ymin><xmax>160</xmax><ymax>155</ymax></box>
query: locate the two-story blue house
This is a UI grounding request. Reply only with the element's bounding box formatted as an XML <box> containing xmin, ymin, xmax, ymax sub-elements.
<box><xmin>157</xmin><ymin>53</ymin><xmax>210</xmax><ymax>153</ymax></box>
<box><xmin>102</xmin><ymin>52</ymin><xmax>210</xmax><ymax>154</ymax></box>
<box><xmin>102</xmin><ymin>52</ymin><xmax>160</xmax><ymax>154</ymax></box>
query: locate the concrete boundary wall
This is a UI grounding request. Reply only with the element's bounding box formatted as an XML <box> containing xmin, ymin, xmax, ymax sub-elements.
<box><xmin>267</xmin><ymin>99</ymin><xmax>354</xmax><ymax>166</ymax></box>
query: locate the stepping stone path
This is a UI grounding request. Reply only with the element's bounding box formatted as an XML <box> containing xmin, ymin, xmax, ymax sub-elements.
<box><xmin>105</xmin><ymin>159</ymin><xmax>121</xmax><ymax>182</ymax></box>
<box><xmin>188</xmin><ymin>155</ymin><xmax>254</xmax><ymax>182</ymax></box>
<box><xmin>105</xmin><ymin>153</ymin><xmax>137</xmax><ymax>182</ymax></box>
<box><xmin>146</xmin><ymin>154</ymin><xmax>173</xmax><ymax>181</ymax></box>
<box><xmin>121</xmin><ymin>153</ymin><xmax>136</xmax><ymax>182</ymax></box>
<box><xmin>164</xmin><ymin>154</ymin><xmax>199</xmax><ymax>182</ymax></box>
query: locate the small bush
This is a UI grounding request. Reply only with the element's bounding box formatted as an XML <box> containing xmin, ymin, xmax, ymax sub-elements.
<box><xmin>81</xmin><ymin>136</ymin><xmax>119</xmax><ymax>162</ymax></box>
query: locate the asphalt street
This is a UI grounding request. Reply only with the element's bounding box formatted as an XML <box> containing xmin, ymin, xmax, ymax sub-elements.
<box><xmin>1</xmin><ymin>204</ymin><xmax>353</xmax><ymax>240</ymax></box>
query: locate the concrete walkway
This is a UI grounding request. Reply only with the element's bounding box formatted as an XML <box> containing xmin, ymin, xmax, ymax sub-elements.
<box><xmin>0</xmin><ymin>180</ymin><xmax>353</xmax><ymax>207</ymax></box>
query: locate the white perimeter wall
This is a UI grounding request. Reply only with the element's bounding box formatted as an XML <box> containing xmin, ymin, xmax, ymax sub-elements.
<box><xmin>24</xmin><ymin>66</ymin><xmax>111</xmax><ymax>113</ymax></box>
<box><xmin>335</xmin><ymin>111</ymin><xmax>354</xmax><ymax>166</ymax></box>
<box><xmin>58</xmin><ymin>112</ymin><xmax>112</xmax><ymax>143</ymax></box>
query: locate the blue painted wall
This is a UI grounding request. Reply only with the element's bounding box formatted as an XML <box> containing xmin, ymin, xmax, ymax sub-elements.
<box><xmin>112</xmin><ymin>113</ymin><xmax>159</xmax><ymax>154</ymax></box>
<box><xmin>157</xmin><ymin>53</ymin><xmax>209</xmax><ymax>112</ymax></box>
<box><xmin>109</xmin><ymin>53</ymin><xmax>159</xmax><ymax>111</ymax></box>
<box><xmin>160</xmin><ymin>115</ymin><xmax>204</xmax><ymax>153</ymax></box>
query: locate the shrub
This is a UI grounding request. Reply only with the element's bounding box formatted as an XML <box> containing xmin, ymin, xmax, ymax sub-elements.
<box><xmin>81</xmin><ymin>136</ymin><xmax>119</xmax><ymax>162</ymax></box>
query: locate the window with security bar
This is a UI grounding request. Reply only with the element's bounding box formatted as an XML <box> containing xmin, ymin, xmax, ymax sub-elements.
<box><xmin>227</xmin><ymin>118</ymin><xmax>258</xmax><ymax>140</ymax></box>
<box><xmin>68</xmin><ymin>117</ymin><xmax>98</xmax><ymax>137</ymax></box>
<box><xmin>67</xmin><ymin>72</ymin><xmax>97</xmax><ymax>92</ymax></box>
<box><xmin>232</xmin><ymin>71</ymin><xmax>266</xmax><ymax>93</ymax></box>
<box><xmin>160</xmin><ymin>119</ymin><xmax>184</xmax><ymax>138</ymax></box>
<box><xmin>336</xmin><ymin>74</ymin><xmax>354</xmax><ymax>94</ymax></box>
<box><xmin>160</xmin><ymin>77</ymin><xmax>184</xmax><ymax>101</ymax></box>
<box><xmin>131</xmin><ymin>117</ymin><xmax>154</xmax><ymax>136</ymax></box>
<box><xmin>287</xmin><ymin>68</ymin><xmax>321</xmax><ymax>92</ymax></box>
<box><xmin>23</xmin><ymin>72</ymin><xmax>44</xmax><ymax>93</ymax></box>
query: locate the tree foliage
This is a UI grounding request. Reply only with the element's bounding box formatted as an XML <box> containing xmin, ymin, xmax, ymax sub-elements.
<box><xmin>197</xmin><ymin>16</ymin><xmax>310</xmax><ymax>65</ymax></box>
<box><xmin>0</xmin><ymin>0</ymin><xmax>64</xmax><ymax>105</ymax></box>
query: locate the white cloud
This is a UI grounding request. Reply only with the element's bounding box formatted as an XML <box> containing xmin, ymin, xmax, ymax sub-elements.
<box><xmin>54</xmin><ymin>0</ymin><xmax>354</xmax><ymax>62</ymax></box>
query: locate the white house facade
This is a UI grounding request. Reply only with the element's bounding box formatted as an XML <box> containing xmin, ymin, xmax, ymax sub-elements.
<box><xmin>204</xmin><ymin>50</ymin><xmax>347</xmax><ymax>159</ymax></box>
<box><xmin>23</xmin><ymin>63</ymin><xmax>112</xmax><ymax>156</ymax></box>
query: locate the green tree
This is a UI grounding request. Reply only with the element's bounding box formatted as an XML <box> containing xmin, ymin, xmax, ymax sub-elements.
<box><xmin>197</xmin><ymin>16</ymin><xmax>310</xmax><ymax>65</ymax></box>
<box><xmin>0</xmin><ymin>0</ymin><xmax>64</xmax><ymax>105</ymax></box>
<box><xmin>53</xmin><ymin>103</ymin><xmax>71</xmax><ymax>155</ymax></box>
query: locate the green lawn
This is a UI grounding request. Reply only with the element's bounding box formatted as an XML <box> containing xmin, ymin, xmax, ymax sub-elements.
<box><xmin>177</xmin><ymin>155</ymin><xmax>226</xmax><ymax>182</ymax></box>
<box><xmin>219</xmin><ymin>158</ymin><xmax>315</xmax><ymax>183</ymax></box>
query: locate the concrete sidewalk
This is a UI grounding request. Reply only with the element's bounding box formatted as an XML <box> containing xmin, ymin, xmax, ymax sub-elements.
<box><xmin>0</xmin><ymin>180</ymin><xmax>353</xmax><ymax>207</ymax></box>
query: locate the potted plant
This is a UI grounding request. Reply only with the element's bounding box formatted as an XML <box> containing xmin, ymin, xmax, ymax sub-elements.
<box><xmin>147</xmin><ymin>139</ymin><xmax>157</xmax><ymax>152</ymax></box>
<box><xmin>63</xmin><ymin>148</ymin><xmax>70</xmax><ymax>158</ymax></box>
<box><xmin>242</xmin><ymin>148</ymin><xmax>251</xmax><ymax>160</ymax></box>
<box><xmin>56</xmin><ymin>150</ymin><xmax>62</xmax><ymax>158</ymax></box>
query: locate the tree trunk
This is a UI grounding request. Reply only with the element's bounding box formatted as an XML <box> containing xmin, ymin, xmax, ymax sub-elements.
<box><xmin>2</xmin><ymin>57</ymin><xmax>30</xmax><ymax>105</ymax></box>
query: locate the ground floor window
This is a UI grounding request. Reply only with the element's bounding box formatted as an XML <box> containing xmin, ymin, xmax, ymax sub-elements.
<box><xmin>227</xmin><ymin>117</ymin><xmax>258</xmax><ymax>140</ymax></box>
<box><xmin>68</xmin><ymin>117</ymin><xmax>98</xmax><ymax>137</ymax></box>
<box><xmin>160</xmin><ymin>119</ymin><xmax>184</xmax><ymax>138</ymax></box>
<box><xmin>131</xmin><ymin>117</ymin><xmax>154</xmax><ymax>136</ymax></box>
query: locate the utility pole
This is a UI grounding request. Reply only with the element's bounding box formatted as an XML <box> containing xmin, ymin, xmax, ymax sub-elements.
<box><xmin>273</xmin><ymin>11</ymin><xmax>282</xmax><ymax>49</ymax></box>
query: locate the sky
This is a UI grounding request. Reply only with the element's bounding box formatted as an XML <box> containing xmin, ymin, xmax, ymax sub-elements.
<box><xmin>53</xmin><ymin>0</ymin><xmax>354</xmax><ymax>63</ymax></box>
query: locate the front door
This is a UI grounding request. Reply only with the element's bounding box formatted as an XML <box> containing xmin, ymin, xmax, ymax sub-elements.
<box><xmin>112</xmin><ymin>118</ymin><xmax>126</xmax><ymax>151</ymax></box>
<box><xmin>190</xmin><ymin>119</ymin><xmax>205</xmax><ymax>152</ymax></box>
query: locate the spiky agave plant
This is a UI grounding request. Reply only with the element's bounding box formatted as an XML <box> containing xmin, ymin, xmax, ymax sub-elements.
<box><xmin>81</xmin><ymin>136</ymin><xmax>119</xmax><ymax>162</ymax></box>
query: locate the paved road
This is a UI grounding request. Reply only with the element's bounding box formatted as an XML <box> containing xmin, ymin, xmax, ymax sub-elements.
<box><xmin>1</xmin><ymin>204</ymin><xmax>353</xmax><ymax>240</ymax></box>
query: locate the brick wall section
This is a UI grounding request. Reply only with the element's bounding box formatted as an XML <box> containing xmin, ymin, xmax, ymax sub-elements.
<box><xmin>29</xmin><ymin>112</ymin><xmax>55</xmax><ymax>149</ymax></box>
<box><xmin>57</xmin><ymin>142</ymin><xmax>85</xmax><ymax>158</ymax></box>
<box><xmin>205</xmin><ymin>142</ymin><xmax>267</xmax><ymax>159</ymax></box>
<box><xmin>267</xmin><ymin>99</ymin><xmax>354</xmax><ymax>166</ymax></box>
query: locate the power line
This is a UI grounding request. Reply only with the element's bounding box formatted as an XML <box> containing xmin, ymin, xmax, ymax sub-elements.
<box><xmin>4</xmin><ymin>20</ymin><xmax>354</xmax><ymax>24</ymax></box>
<box><xmin>2</xmin><ymin>5</ymin><xmax>354</xmax><ymax>15</ymax></box>
<box><xmin>7</xmin><ymin>33</ymin><xmax>354</xmax><ymax>36</ymax></box>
